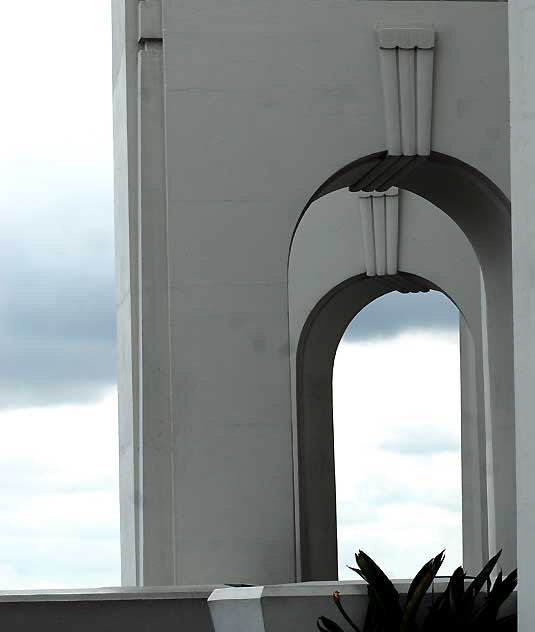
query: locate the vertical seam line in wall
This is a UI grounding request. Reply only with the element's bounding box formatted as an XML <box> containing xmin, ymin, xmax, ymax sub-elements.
<box><xmin>136</xmin><ymin>41</ymin><xmax>144</xmax><ymax>588</ymax></box>
<box><xmin>160</xmin><ymin>23</ymin><xmax>177</xmax><ymax>586</ymax></box>
<box><xmin>395</xmin><ymin>48</ymin><xmax>402</xmax><ymax>156</ymax></box>
<box><xmin>371</xmin><ymin>197</ymin><xmax>377</xmax><ymax>275</ymax></box>
<box><xmin>414</xmin><ymin>47</ymin><xmax>419</xmax><ymax>156</ymax></box>
<box><xmin>287</xmin><ymin>269</ymin><xmax>299</xmax><ymax>583</ymax></box>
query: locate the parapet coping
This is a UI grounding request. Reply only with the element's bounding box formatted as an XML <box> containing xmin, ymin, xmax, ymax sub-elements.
<box><xmin>0</xmin><ymin>585</ymin><xmax>223</xmax><ymax>603</ymax></box>
<box><xmin>208</xmin><ymin>578</ymin><xmax>453</xmax><ymax>602</ymax></box>
<box><xmin>0</xmin><ymin>578</ymin><xmax>458</xmax><ymax>604</ymax></box>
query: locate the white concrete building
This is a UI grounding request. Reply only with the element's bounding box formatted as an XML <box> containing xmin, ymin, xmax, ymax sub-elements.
<box><xmin>108</xmin><ymin>0</ymin><xmax>535</xmax><ymax>629</ymax></box>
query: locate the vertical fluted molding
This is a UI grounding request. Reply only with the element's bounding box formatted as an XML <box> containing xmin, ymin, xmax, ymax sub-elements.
<box><xmin>416</xmin><ymin>48</ymin><xmax>434</xmax><ymax>156</ymax></box>
<box><xmin>379</xmin><ymin>48</ymin><xmax>402</xmax><ymax>156</ymax></box>
<box><xmin>372</xmin><ymin>193</ymin><xmax>387</xmax><ymax>275</ymax></box>
<box><xmin>358</xmin><ymin>188</ymin><xmax>400</xmax><ymax>277</ymax></box>
<box><xmin>358</xmin><ymin>193</ymin><xmax>376</xmax><ymax>276</ymax></box>
<box><xmin>385</xmin><ymin>187</ymin><xmax>399</xmax><ymax>274</ymax></box>
<box><xmin>398</xmin><ymin>48</ymin><xmax>416</xmax><ymax>156</ymax></box>
<box><xmin>377</xmin><ymin>26</ymin><xmax>435</xmax><ymax>157</ymax></box>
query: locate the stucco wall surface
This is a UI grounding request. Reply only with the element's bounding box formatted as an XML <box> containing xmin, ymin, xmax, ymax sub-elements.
<box><xmin>114</xmin><ymin>0</ymin><xmax>511</xmax><ymax>586</ymax></box>
<box><xmin>509</xmin><ymin>0</ymin><xmax>535</xmax><ymax>630</ymax></box>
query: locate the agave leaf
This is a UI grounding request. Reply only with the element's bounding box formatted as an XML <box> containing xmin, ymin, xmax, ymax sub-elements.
<box><xmin>355</xmin><ymin>551</ymin><xmax>401</xmax><ymax>613</ymax></box>
<box><xmin>494</xmin><ymin>613</ymin><xmax>518</xmax><ymax>631</ymax></box>
<box><xmin>333</xmin><ymin>591</ymin><xmax>362</xmax><ymax>632</ymax></box>
<box><xmin>487</xmin><ymin>569</ymin><xmax>517</xmax><ymax>614</ymax></box>
<box><xmin>348</xmin><ymin>566</ymin><xmax>367</xmax><ymax>582</ymax></box>
<box><xmin>446</xmin><ymin>566</ymin><xmax>466</xmax><ymax>615</ymax></box>
<box><xmin>465</xmin><ymin>550</ymin><xmax>502</xmax><ymax>601</ymax></box>
<box><xmin>317</xmin><ymin>616</ymin><xmax>346</xmax><ymax>632</ymax></box>
<box><xmin>401</xmin><ymin>551</ymin><xmax>445</xmax><ymax>632</ymax></box>
<box><xmin>421</xmin><ymin>581</ymin><xmax>454</xmax><ymax>632</ymax></box>
<box><xmin>355</xmin><ymin>551</ymin><xmax>402</xmax><ymax>630</ymax></box>
<box><xmin>363</xmin><ymin>587</ymin><xmax>381</xmax><ymax>632</ymax></box>
<box><xmin>471</xmin><ymin>569</ymin><xmax>517</xmax><ymax>629</ymax></box>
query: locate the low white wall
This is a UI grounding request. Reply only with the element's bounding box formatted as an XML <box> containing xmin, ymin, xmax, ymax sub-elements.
<box><xmin>0</xmin><ymin>581</ymin><xmax>515</xmax><ymax>632</ymax></box>
<box><xmin>209</xmin><ymin>581</ymin><xmax>517</xmax><ymax>632</ymax></box>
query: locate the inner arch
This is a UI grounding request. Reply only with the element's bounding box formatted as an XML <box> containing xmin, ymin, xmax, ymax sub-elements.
<box><xmin>290</xmin><ymin>154</ymin><xmax>515</xmax><ymax>578</ymax></box>
<box><xmin>333</xmin><ymin>291</ymin><xmax>462</xmax><ymax>579</ymax></box>
<box><xmin>295</xmin><ymin>272</ymin><xmax>482</xmax><ymax>580</ymax></box>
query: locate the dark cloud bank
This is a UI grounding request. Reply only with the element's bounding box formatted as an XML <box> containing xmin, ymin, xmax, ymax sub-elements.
<box><xmin>0</xmin><ymin>189</ymin><xmax>116</xmax><ymax>410</ymax></box>
<box><xmin>343</xmin><ymin>290</ymin><xmax>458</xmax><ymax>342</ymax></box>
<box><xmin>1</xmin><ymin>256</ymin><xmax>457</xmax><ymax>410</ymax></box>
<box><xmin>2</xmin><ymin>182</ymin><xmax>455</xmax><ymax>411</ymax></box>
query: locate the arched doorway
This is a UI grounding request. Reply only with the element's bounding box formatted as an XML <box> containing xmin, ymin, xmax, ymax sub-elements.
<box><xmin>289</xmin><ymin>158</ymin><xmax>514</xmax><ymax>581</ymax></box>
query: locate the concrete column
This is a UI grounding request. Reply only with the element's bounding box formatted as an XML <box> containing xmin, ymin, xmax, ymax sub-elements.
<box><xmin>459</xmin><ymin>315</ymin><xmax>489</xmax><ymax>574</ymax></box>
<box><xmin>137</xmin><ymin>39</ymin><xmax>175</xmax><ymax>586</ymax></box>
<box><xmin>111</xmin><ymin>0</ymin><xmax>141</xmax><ymax>586</ymax></box>
<box><xmin>509</xmin><ymin>1</ymin><xmax>535</xmax><ymax>628</ymax></box>
<box><xmin>480</xmin><ymin>262</ymin><xmax>516</xmax><ymax>573</ymax></box>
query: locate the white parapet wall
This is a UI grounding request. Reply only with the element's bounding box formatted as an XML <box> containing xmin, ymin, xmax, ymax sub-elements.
<box><xmin>208</xmin><ymin>582</ymin><xmax>517</xmax><ymax>632</ymax></box>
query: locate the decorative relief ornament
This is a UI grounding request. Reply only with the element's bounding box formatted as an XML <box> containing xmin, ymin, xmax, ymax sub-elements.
<box><xmin>377</xmin><ymin>25</ymin><xmax>435</xmax><ymax>157</ymax></box>
<box><xmin>358</xmin><ymin>187</ymin><xmax>399</xmax><ymax>276</ymax></box>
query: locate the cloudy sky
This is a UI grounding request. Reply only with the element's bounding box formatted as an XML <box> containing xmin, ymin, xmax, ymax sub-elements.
<box><xmin>0</xmin><ymin>1</ymin><xmax>461</xmax><ymax>590</ymax></box>
<box><xmin>334</xmin><ymin>292</ymin><xmax>462</xmax><ymax>580</ymax></box>
<box><xmin>0</xmin><ymin>1</ymin><xmax>119</xmax><ymax>588</ymax></box>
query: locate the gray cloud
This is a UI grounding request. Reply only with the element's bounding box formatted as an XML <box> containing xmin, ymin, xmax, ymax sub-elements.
<box><xmin>0</xmin><ymin>0</ymin><xmax>116</xmax><ymax>411</ymax></box>
<box><xmin>0</xmin><ymin>185</ymin><xmax>116</xmax><ymax>410</ymax></box>
<box><xmin>343</xmin><ymin>290</ymin><xmax>458</xmax><ymax>342</ymax></box>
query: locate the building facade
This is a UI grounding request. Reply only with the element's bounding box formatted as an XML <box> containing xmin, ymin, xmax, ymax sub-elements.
<box><xmin>112</xmin><ymin>0</ymin><xmax>535</xmax><ymax>628</ymax></box>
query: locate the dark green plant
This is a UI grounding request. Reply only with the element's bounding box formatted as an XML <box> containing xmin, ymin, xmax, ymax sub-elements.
<box><xmin>317</xmin><ymin>550</ymin><xmax>517</xmax><ymax>632</ymax></box>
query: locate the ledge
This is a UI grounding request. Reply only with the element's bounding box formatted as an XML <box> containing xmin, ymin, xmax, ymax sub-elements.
<box><xmin>0</xmin><ymin>585</ymin><xmax>222</xmax><ymax>603</ymax></box>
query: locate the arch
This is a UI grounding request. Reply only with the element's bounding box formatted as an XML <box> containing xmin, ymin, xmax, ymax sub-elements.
<box><xmin>295</xmin><ymin>274</ymin><xmax>482</xmax><ymax>580</ymax></box>
<box><xmin>289</xmin><ymin>159</ymin><xmax>515</xmax><ymax>581</ymax></box>
<box><xmin>292</xmin><ymin>151</ymin><xmax>510</xmax><ymax>242</ymax></box>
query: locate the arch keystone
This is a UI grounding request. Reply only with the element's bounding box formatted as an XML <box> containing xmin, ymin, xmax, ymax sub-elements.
<box><xmin>377</xmin><ymin>25</ymin><xmax>435</xmax><ymax>157</ymax></box>
<box><xmin>357</xmin><ymin>187</ymin><xmax>399</xmax><ymax>276</ymax></box>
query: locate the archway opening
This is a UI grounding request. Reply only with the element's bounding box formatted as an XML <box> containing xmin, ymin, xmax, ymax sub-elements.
<box><xmin>292</xmin><ymin>153</ymin><xmax>515</xmax><ymax>580</ymax></box>
<box><xmin>333</xmin><ymin>290</ymin><xmax>462</xmax><ymax>579</ymax></box>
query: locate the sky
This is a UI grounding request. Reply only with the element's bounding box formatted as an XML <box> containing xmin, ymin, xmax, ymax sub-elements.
<box><xmin>0</xmin><ymin>1</ymin><xmax>461</xmax><ymax>590</ymax></box>
<box><xmin>334</xmin><ymin>292</ymin><xmax>461</xmax><ymax>580</ymax></box>
<box><xmin>0</xmin><ymin>1</ymin><xmax>119</xmax><ymax>588</ymax></box>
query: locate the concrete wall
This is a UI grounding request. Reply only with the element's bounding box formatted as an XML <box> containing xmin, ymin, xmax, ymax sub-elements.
<box><xmin>509</xmin><ymin>1</ymin><xmax>535</xmax><ymax>629</ymax></box>
<box><xmin>113</xmin><ymin>0</ymin><xmax>513</xmax><ymax>586</ymax></box>
<box><xmin>208</xmin><ymin>581</ymin><xmax>517</xmax><ymax>632</ymax></box>
<box><xmin>111</xmin><ymin>0</ymin><xmax>141</xmax><ymax>586</ymax></box>
<box><xmin>0</xmin><ymin>583</ymin><xmax>515</xmax><ymax>632</ymax></box>
<box><xmin>0</xmin><ymin>587</ymin><xmax>217</xmax><ymax>632</ymax></box>
<box><xmin>289</xmin><ymin>189</ymin><xmax>489</xmax><ymax>578</ymax></box>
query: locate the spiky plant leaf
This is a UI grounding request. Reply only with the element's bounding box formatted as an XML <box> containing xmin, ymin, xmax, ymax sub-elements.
<box><xmin>348</xmin><ymin>566</ymin><xmax>367</xmax><ymax>582</ymax></box>
<box><xmin>317</xmin><ymin>616</ymin><xmax>346</xmax><ymax>632</ymax></box>
<box><xmin>362</xmin><ymin>587</ymin><xmax>381</xmax><ymax>632</ymax></box>
<box><xmin>494</xmin><ymin>613</ymin><xmax>518</xmax><ymax>631</ymax></box>
<box><xmin>465</xmin><ymin>550</ymin><xmax>502</xmax><ymax>600</ymax></box>
<box><xmin>471</xmin><ymin>569</ymin><xmax>518</xmax><ymax>629</ymax></box>
<box><xmin>401</xmin><ymin>550</ymin><xmax>445</xmax><ymax>632</ymax></box>
<box><xmin>446</xmin><ymin>566</ymin><xmax>466</xmax><ymax>616</ymax></box>
<box><xmin>354</xmin><ymin>551</ymin><xmax>401</xmax><ymax>618</ymax></box>
<box><xmin>421</xmin><ymin>586</ymin><xmax>452</xmax><ymax>632</ymax></box>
